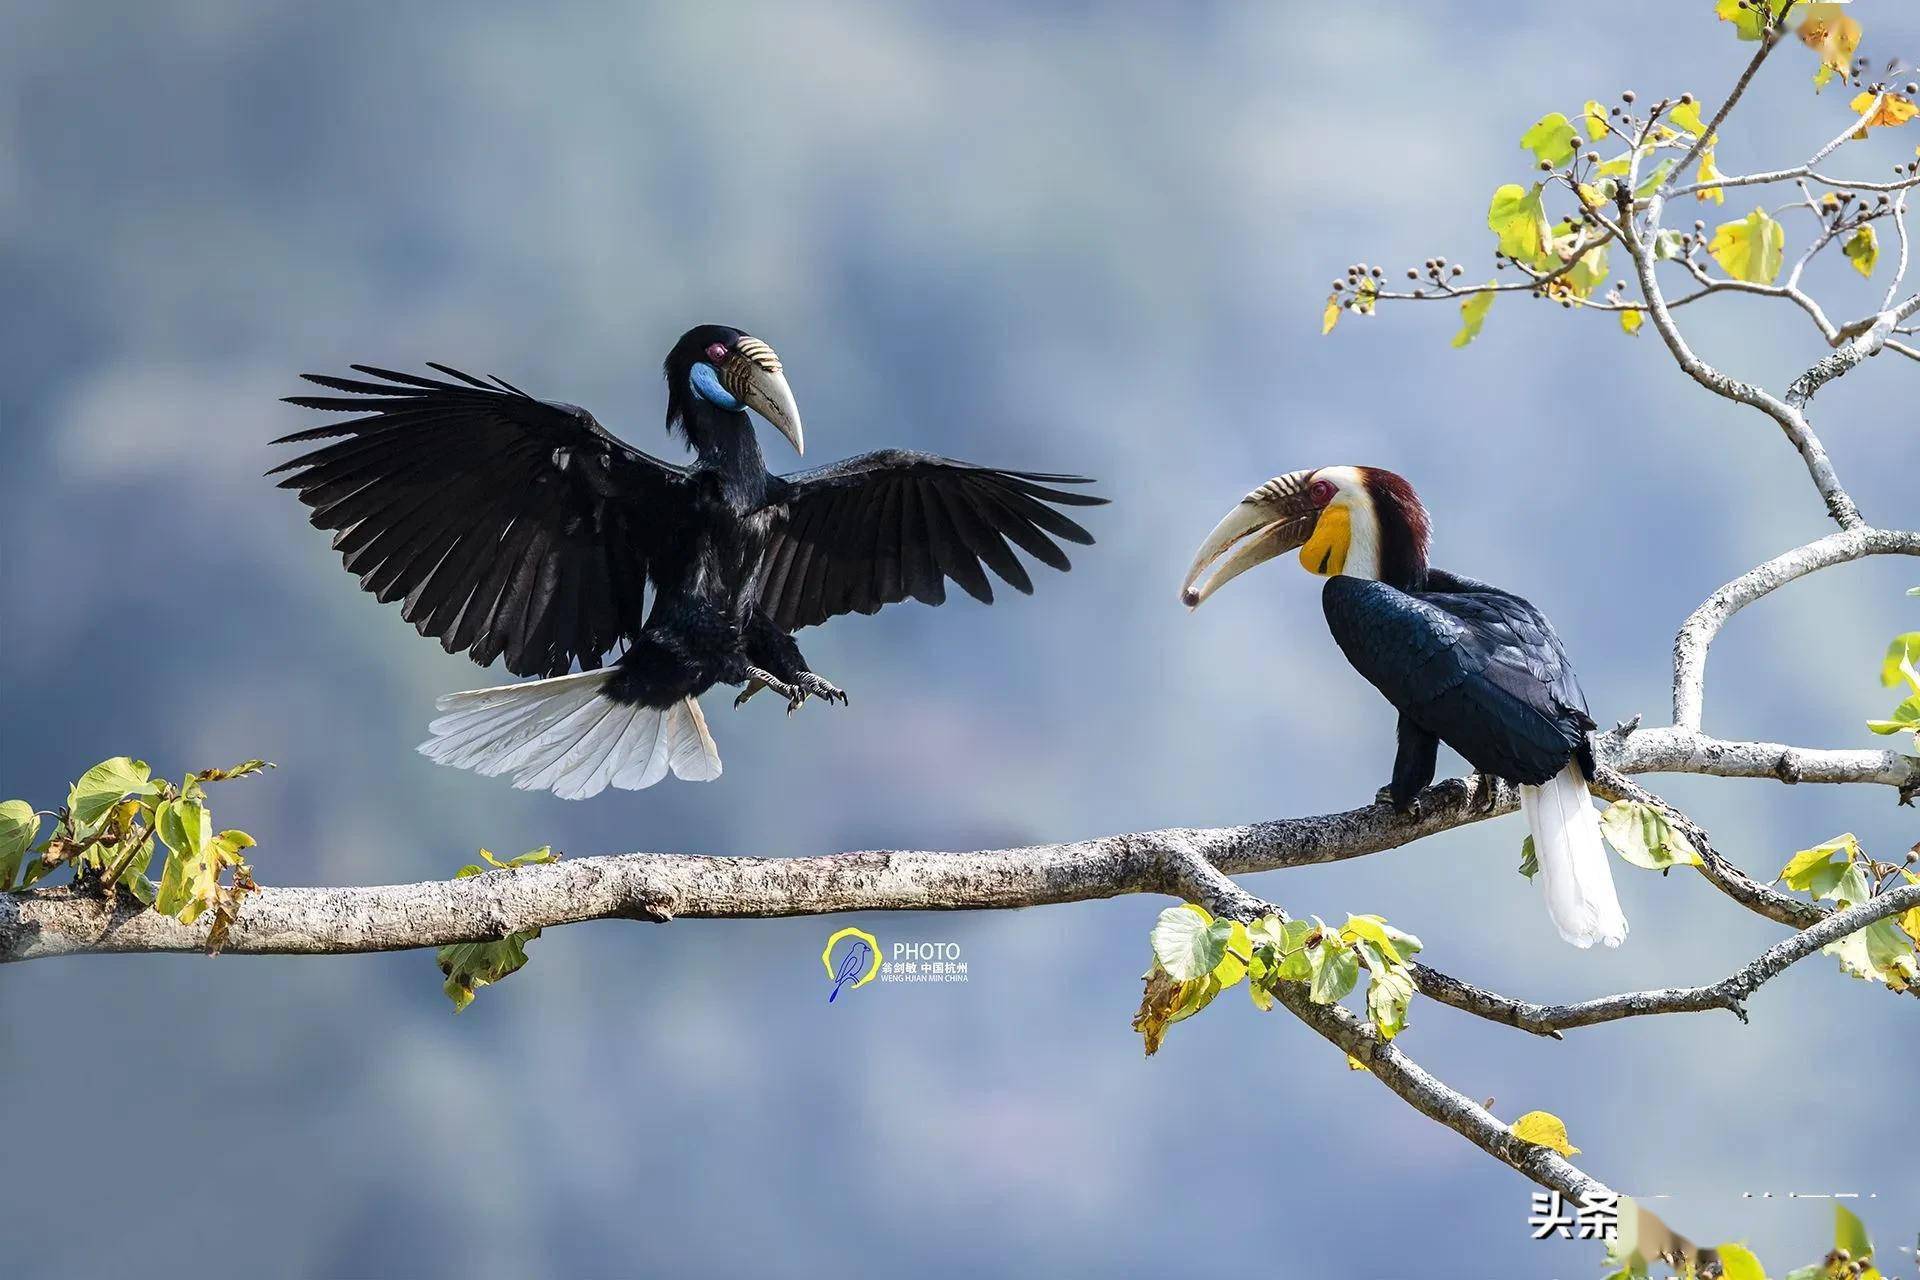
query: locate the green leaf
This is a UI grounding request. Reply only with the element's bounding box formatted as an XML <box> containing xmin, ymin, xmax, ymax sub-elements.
<box><xmin>1716</xmin><ymin>0</ymin><xmax>1793</xmax><ymax>40</ymax></box>
<box><xmin>1716</xmin><ymin>1242</ymin><xmax>1765</xmax><ymax>1280</ymax></box>
<box><xmin>1823</xmin><ymin>916</ymin><xmax>1918</xmax><ymax>989</ymax></box>
<box><xmin>476</xmin><ymin>845</ymin><xmax>556</xmax><ymax>872</ymax></box>
<box><xmin>1834</xmin><ymin>1202</ymin><xmax>1873</xmax><ymax>1259</ymax></box>
<box><xmin>1520</xmin><ymin>113</ymin><xmax>1579</xmax><ymax>166</ymax></box>
<box><xmin>1881</xmin><ymin>634</ymin><xmax>1920</xmax><ymax>689</ymax></box>
<box><xmin>1342</xmin><ymin>913</ymin><xmax>1417</xmax><ymax>965</ymax></box>
<box><xmin>153</xmin><ymin>798</ymin><xmax>213</xmax><ymax>920</ymax></box>
<box><xmin>1488</xmin><ymin>183</ymin><xmax>1553</xmax><ymax>268</ymax></box>
<box><xmin>1843</xmin><ymin>224</ymin><xmax>1879</xmax><ymax>277</ymax></box>
<box><xmin>1831</xmin><ymin>859</ymin><xmax>1874</xmax><ymax>909</ymax></box>
<box><xmin>1518</xmin><ymin>835</ymin><xmax>1540</xmax><ymax>881</ymax></box>
<box><xmin>1452</xmin><ymin>288</ymin><xmax>1495</xmax><ymax>348</ymax></box>
<box><xmin>1150</xmin><ymin>903</ymin><xmax>1225</xmax><ymax>982</ymax></box>
<box><xmin>1709</xmin><ymin>208</ymin><xmax>1786</xmax><ymax>284</ymax></box>
<box><xmin>1211</xmin><ymin>918</ymin><xmax>1250</xmax><ymax>990</ymax></box>
<box><xmin>1653</xmin><ymin>228</ymin><xmax>1688</xmax><ymax>260</ymax></box>
<box><xmin>0</xmin><ymin>800</ymin><xmax>40</xmax><ymax>890</ymax></box>
<box><xmin>68</xmin><ymin>757</ymin><xmax>151</xmax><ymax>827</ymax></box>
<box><xmin>1268</xmin><ymin>918</ymin><xmax>1316</xmax><ymax>982</ymax></box>
<box><xmin>1307</xmin><ymin>935</ymin><xmax>1360</xmax><ymax>1004</ymax></box>
<box><xmin>1363</xmin><ymin>956</ymin><xmax>1416</xmax><ymax>1040</ymax></box>
<box><xmin>1634</xmin><ymin>158</ymin><xmax>1674</xmax><ymax>198</ymax></box>
<box><xmin>434</xmin><ymin>848</ymin><xmax>559</xmax><ymax>1012</ymax></box>
<box><xmin>1865</xmin><ymin>693</ymin><xmax>1920</xmax><ymax>735</ymax></box>
<box><xmin>1600</xmin><ymin>801</ymin><xmax>1703</xmax><ymax>870</ymax></box>
<box><xmin>438</xmin><ymin>930</ymin><xmax>543</xmax><ymax>1013</ymax></box>
<box><xmin>1669</xmin><ymin>100</ymin><xmax>1708</xmax><ymax>136</ymax></box>
<box><xmin>1780</xmin><ymin>835</ymin><xmax>1860</xmax><ymax>898</ymax></box>
<box><xmin>192</xmin><ymin>759</ymin><xmax>273</xmax><ymax>784</ymax></box>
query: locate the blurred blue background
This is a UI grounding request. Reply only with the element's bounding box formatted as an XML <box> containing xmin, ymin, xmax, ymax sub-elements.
<box><xmin>2</xmin><ymin>2</ymin><xmax>1916</xmax><ymax>1275</ymax></box>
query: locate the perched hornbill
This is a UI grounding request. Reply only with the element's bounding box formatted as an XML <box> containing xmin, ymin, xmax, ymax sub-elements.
<box><xmin>272</xmin><ymin>325</ymin><xmax>1104</xmax><ymax>799</ymax></box>
<box><xmin>1179</xmin><ymin>466</ymin><xmax>1626</xmax><ymax>949</ymax></box>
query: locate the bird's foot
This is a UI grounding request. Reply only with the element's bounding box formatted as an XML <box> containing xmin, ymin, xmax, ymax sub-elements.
<box><xmin>1466</xmin><ymin>773</ymin><xmax>1501</xmax><ymax>814</ymax></box>
<box><xmin>737</xmin><ymin>668</ymin><xmax>801</xmax><ymax>711</ymax></box>
<box><xmin>1375</xmin><ymin>784</ymin><xmax>1422</xmax><ymax>818</ymax></box>
<box><xmin>795</xmin><ymin>672</ymin><xmax>849</xmax><ymax>709</ymax></box>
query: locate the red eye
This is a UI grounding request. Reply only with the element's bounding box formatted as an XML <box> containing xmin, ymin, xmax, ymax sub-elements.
<box><xmin>1309</xmin><ymin>479</ymin><xmax>1336</xmax><ymax>507</ymax></box>
<box><xmin>705</xmin><ymin>342</ymin><xmax>730</xmax><ymax>363</ymax></box>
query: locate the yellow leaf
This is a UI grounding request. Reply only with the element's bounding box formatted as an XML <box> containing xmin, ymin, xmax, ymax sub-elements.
<box><xmin>1696</xmin><ymin>145</ymin><xmax>1726</xmax><ymax>204</ymax></box>
<box><xmin>1670</xmin><ymin>100</ymin><xmax>1707</xmax><ymax>136</ymax></box>
<box><xmin>1902</xmin><ymin>870</ymin><xmax>1920</xmax><ymax>946</ymax></box>
<box><xmin>1488</xmin><ymin>183</ymin><xmax>1552</xmax><ymax>269</ymax></box>
<box><xmin>1452</xmin><ymin>288</ymin><xmax>1495</xmax><ymax>348</ymax></box>
<box><xmin>1322</xmin><ymin>294</ymin><xmax>1340</xmax><ymax>335</ymax></box>
<box><xmin>1800</xmin><ymin>8</ymin><xmax>1862</xmax><ymax>86</ymax></box>
<box><xmin>1709</xmin><ymin>207</ymin><xmax>1786</xmax><ymax>284</ymax></box>
<box><xmin>1621</xmin><ymin>309</ymin><xmax>1645</xmax><ymax>336</ymax></box>
<box><xmin>1345</xmin><ymin>1054</ymin><xmax>1369</xmax><ymax>1072</ymax></box>
<box><xmin>1850</xmin><ymin>92</ymin><xmax>1918</xmax><ymax>139</ymax></box>
<box><xmin>1844</xmin><ymin>224</ymin><xmax>1879</xmax><ymax>277</ymax></box>
<box><xmin>1581</xmin><ymin>99</ymin><xmax>1609</xmax><ymax>141</ymax></box>
<box><xmin>1716</xmin><ymin>1242</ymin><xmax>1766</xmax><ymax>1280</ymax></box>
<box><xmin>1509</xmin><ymin>1110</ymin><xmax>1581</xmax><ymax>1156</ymax></box>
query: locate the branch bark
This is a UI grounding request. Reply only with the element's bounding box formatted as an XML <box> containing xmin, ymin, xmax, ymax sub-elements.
<box><xmin>4</xmin><ymin>722</ymin><xmax>1911</xmax><ymax>965</ymax></box>
<box><xmin>1672</xmin><ymin>528</ymin><xmax>1920</xmax><ymax>731</ymax></box>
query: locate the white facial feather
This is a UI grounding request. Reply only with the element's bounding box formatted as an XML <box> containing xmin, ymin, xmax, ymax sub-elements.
<box><xmin>1315</xmin><ymin>465</ymin><xmax>1381</xmax><ymax>581</ymax></box>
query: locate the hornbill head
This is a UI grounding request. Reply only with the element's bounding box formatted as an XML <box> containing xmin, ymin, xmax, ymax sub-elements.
<box><xmin>665</xmin><ymin>324</ymin><xmax>805</xmax><ymax>455</ymax></box>
<box><xmin>1180</xmin><ymin>465</ymin><xmax>1430</xmax><ymax>607</ymax></box>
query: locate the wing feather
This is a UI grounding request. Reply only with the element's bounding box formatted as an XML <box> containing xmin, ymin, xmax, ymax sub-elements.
<box><xmin>273</xmin><ymin>365</ymin><xmax>686</xmax><ymax>678</ymax></box>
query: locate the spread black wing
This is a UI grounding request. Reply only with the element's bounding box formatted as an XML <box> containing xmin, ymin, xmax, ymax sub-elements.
<box><xmin>271</xmin><ymin>364</ymin><xmax>688</xmax><ymax>679</ymax></box>
<box><xmin>1321</xmin><ymin>569</ymin><xmax>1593</xmax><ymax>785</ymax></box>
<box><xmin>754</xmin><ymin>449</ymin><xmax>1104</xmax><ymax>632</ymax></box>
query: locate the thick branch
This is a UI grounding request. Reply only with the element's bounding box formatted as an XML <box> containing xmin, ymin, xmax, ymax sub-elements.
<box><xmin>4</xmin><ymin>725</ymin><xmax>1911</xmax><ymax>965</ymax></box>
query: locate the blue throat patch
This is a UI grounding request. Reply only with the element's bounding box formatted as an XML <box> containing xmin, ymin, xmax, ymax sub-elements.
<box><xmin>688</xmin><ymin>362</ymin><xmax>741</xmax><ymax>410</ymax></box>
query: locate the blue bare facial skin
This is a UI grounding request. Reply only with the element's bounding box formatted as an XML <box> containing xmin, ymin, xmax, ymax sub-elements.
<box><xmin>689</xmin><ymin>360</ymin><xmax>742</xmax><ymax>410</ymax></box>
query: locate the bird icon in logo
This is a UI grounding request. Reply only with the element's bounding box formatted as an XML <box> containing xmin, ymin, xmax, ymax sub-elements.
<box><xmin>821</xmin><ymin>927</ymin><xmax>881</xmax><ymax>1002</ymax></box>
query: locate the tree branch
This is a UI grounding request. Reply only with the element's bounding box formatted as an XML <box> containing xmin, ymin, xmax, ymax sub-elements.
<box><xmin>4</xmin><ymin>721</ymin><xmax>1911</xmax><ymax>965</ymax></box>
<box><xmin>1411</xmin><ymin>881</ymin><xmax>1920</xmax><ymax>1036</ymax></box>
<box><xmin>1671</xmin><ymin>528</ymin><xmax>1920</xmax><ymax>731</ymax></box>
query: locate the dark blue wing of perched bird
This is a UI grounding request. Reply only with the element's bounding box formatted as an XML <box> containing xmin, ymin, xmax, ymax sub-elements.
<box><xmin>1320</xmin><ymin>568</ymin><xmax>1594</xmax><ymax>786</ymax></box>
<box><xmin>272</xmin><ymin>364</ymin><xmax>691</xmax><ymax>681</ymax></box>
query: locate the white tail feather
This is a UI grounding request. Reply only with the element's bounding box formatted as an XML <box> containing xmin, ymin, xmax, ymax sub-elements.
<box><xmin>1519</xmin><ymin>762</ymin><xmax>1628</xmax><ymax>949</ymax></box>
<box><xmin>419</xmin><ymin>670</ymin><xmax>722</xmax><ymax>799</ymax></box>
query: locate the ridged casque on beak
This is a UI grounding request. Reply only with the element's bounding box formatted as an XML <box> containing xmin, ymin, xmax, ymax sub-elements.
<box><xmin>1179</xmin><ymin>470</ymin><xmax>1320</xmax><ymax>609</ymax></box>
<box><xmin>720</xmin><ymin>335</ymin><xmax>804</xmax><ymax>455</ymax></box>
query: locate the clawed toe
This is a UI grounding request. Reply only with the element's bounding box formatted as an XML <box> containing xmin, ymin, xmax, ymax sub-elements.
<box><xmin>1468</xmin><ymin>774</ymin><xmax>1500</xmax><ymax>814</ymax></box>
<box><xmin>1375</xmin><ymin>785</ymin><xmax>1421</xmax><ymax>818</ymax></box>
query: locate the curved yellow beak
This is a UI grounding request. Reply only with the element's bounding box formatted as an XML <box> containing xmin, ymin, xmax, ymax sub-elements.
<box><xmin>1179</xmin><ymin>470</ymin><xmax>1320</xmax><ymax>609</ymax></box>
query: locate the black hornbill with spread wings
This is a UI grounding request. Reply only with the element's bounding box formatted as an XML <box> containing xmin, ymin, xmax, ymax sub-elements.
<box><xmin>272</xmin><ymin>325</ymin><xmax>1104</xmax><ymax>799</ymax></box>
<box><xmin>1179</xmin><ymin>466</ymin><xmax>1626</xmax><ymax>949</ymax></box>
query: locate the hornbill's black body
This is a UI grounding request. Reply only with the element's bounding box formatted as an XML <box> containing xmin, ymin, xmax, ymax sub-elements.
<box><xmin>1181</xmin><ymin>465</ymin><xmax>1625</xmax><ymax>948</ymax></box>
<box><xmin>272</xmin><ymin>325</ymin><xmax>1104</xmax><ymax>797</ymax></box>
<box><xmin>1321</xmin><ymin>569</ymin><xmax>1596</xmax><ymax>810</ymax></box>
